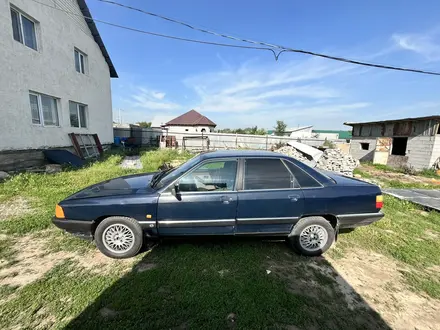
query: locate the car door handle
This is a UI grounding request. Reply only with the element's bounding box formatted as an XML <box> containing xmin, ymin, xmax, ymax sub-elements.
<box><xmin>288</xmin><ymin>194</ymin><xmax>300</xmax><ymax>202</ymax></box>
<box><xmin>220</xmin><ymin>196</ymin><xmax>233</xmax><ymax>204</ymax></box>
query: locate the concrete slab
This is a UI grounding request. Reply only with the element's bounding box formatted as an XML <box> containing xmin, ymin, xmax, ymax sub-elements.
<box><xmin>120</xmin><ymin>156</ymin><xmax>142</xmax><ymax>169</ymax></box>
<box><xmin>383</xmin><ymin>188</ymin><xmax>440</xmax><ymax>211</ymax></box>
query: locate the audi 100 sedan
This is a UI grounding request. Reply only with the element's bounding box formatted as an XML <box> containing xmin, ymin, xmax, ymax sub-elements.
<box><xmin>53</xmin><ymin>150</ymin><xmax>384</xmax><ymax>259</ymax></box>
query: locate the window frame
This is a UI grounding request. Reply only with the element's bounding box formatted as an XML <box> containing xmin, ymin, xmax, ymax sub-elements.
<box><xmin>10</xmin><ymin>7</ymin><xmax>37</xmax><ymax>50</ymax></box>
<box><xmin>29</xmin><ymin>92</ymin><xmax>60</xmax><ymax>127</ymax></box>
<box><xmin>69</xmin><ymin>101</ymin><xmax>88</xmax><ymax>128</ymax></box>
<box><xmin>74</xmin><ymin>48</ymin><xmax>87</xmax><ymax>74</ymax></box>
<box><xmin>282</xmin><ymin>159</ymin><xmax>324</xmax><ymax>189</ymax></box>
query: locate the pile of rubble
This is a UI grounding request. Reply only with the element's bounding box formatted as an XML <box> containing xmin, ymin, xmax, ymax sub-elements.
<box><xmin>275</xmin><ymin>145</ymin><xmax>358</xmax><ymax>176</ymax></box>
<box><xmin>317</xmin><ymin>148</ymin><xmax>359</xmax><ymax>176</ymax></box>
<box><xmin>274</xmin><ymin>146</ymin><xmax>309</xmax><ymax>163</ymax></box>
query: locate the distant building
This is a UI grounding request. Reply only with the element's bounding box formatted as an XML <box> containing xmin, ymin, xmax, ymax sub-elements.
<box><xmin>268</xmin><ymin>126</ymin><xmax>313</xmax><ymax>137</ymax></box>
<box><xmin>312</xmin><ymin>130</ymin><xmax>352</xmax><ymax>141</ymax></box>
<box><xmin>345</xmin><ymin>115</ymin><xmax>440</xmax><ymax>170</ymax></box>
<box><xmin>165</xmin><ymin>110</ymin><xmax>216</xmax><ymax>133</ymax></box>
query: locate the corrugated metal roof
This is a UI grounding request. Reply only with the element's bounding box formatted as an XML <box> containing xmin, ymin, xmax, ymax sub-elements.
<box><xmin>344</xmin><ymin>115</ymin><xmax>440</xmax><ymax>126</ymax></box>
<box><xmin>166</xmin><ymin>110</ymin><xmax>216</xmax><ymax>127</ymax></box>
<box><xmin>77</xmin><ymin>0</ymin><xmax>118</xmax><ymax>78</ymax></box>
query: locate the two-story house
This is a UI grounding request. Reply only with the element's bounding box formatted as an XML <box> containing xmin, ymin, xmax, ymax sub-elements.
<box><xmin>0</xmin><ymin>0</ymin><xmax>117</xmax><ymax>170</ymax></box>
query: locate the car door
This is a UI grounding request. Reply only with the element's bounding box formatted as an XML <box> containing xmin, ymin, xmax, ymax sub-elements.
<box><xmin>236</xmin><ymin>157</ymin><xmax>305</xmax><ymax>235</ymax></box>
<box><xmin>157</xmin><ymin>158</ymin><xmax>238</xmax><ymax>236</ymax></box>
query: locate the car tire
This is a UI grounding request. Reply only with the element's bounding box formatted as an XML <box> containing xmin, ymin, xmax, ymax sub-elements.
<box><xmin>287</xmin><ymin>216</ymin><xmax>335</xmax><ymax>257</ymax></box>
<box><xmin>95</xmin><ymin>216</ymin><xmax>143</xmax><ymax>259</ymax></box>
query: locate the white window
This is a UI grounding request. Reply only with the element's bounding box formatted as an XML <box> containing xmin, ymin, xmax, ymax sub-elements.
<box><xmin>10</xmin><ymin>7</ymin><xmax>37</xmax><ymax>50</ymax></box>
<box><xmin>69</xmin><ymin>101</ymin><xmax>87</xmax><ymax>128</ymax></box>
<box><xmin>29</xmin><ymin>93</ymin><xmax>59</xmax><ymax>126</ymax></box>
<box><xmin>74</xmin><ymin>49</ymin><xmax>87</xmax><ymax>74</ymax></box>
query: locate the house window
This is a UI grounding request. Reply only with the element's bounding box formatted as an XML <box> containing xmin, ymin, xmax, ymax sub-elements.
<box><xmin>74</xmin><ymin>49</ymin><xmax>87</xmax><ymax>74</ymax></box>
<box><xmin>360</xmin><ymin>143</ymin><xmax>369</xmax><ymax>150</ymax></box>
<box><xmin>391</xmin><ymin>137</ymin><xmax>408</xmax><ymax>156</ymax></box>
<box><xmin>10</xmin><ymin>7</ymin><xmax>37</xmax><ymax>50</ymax></box>
<box><xmin>29</xmin><ymin>93</ymin><xmax>59</xmax><ymax>126</ymax></box>
<box><xmin>69</xmin><ymin>101</ymin><xmax>87</xmax><ymax>128</ymax></box>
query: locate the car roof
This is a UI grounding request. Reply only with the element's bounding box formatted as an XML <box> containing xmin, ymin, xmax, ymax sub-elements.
<box><xmin>199</xmin><ymin>150</ymin><xmax>284</xmax><ymax>160</ymax></box>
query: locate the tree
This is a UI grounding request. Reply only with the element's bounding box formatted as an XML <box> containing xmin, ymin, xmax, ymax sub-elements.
<box><xmin>136</xmin><ymin>121</ymin><xmax>152</xmax><ymax>128</ymax></box>
<box><xmin>274</xmin><ymin>120</ymin><xmax>287</xmax><ymax>136</ymax></box>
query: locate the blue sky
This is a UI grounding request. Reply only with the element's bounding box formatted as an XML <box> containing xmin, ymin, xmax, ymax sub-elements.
<box><xmin>87</xmin><ymin>0</ymin><xmax>440</xmax><ymax>129</ymax></box>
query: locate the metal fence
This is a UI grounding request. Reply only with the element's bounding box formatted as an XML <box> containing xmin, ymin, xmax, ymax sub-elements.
<box><xmin>113</xmin><ymin>127</ymin><xmax>162</xmax><ymax>147</ymax></box>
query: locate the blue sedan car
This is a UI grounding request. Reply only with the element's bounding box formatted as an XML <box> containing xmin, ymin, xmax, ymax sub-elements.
<box><xmin>53</xmin><ymin>150</ymin><xmax>384</xmax><ymax>258</ymax></box>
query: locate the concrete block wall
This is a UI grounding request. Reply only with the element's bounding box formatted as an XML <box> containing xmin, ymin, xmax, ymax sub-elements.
<box><xmin>406</xmin><ymin>136</ymin><xmax>435</xmax><ymax>170</ymax></box>
<box><xmin>429</xmin><ymin>136</ymin><xmax>440</xmax><ymax>167</ymax></box>
<box><xmin>349</xmin><ymin>138</ymin><xmax>376</xmax><ymax>161</ymax></box>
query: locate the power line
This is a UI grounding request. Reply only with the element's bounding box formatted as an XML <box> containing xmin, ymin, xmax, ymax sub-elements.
<box><xmin>28</xmin><ymin>0</ymin><xmax>440</xmax><ymax>76</ymax></box>
<box><xmin>95</xmin><ymin>0</ymin><xmax>440</xmax><ymax>76</ymax></box>
<box><xmin>29</xmin><ymin>0</ymin><xmax>285</xmax><ymax>60</ymax></box>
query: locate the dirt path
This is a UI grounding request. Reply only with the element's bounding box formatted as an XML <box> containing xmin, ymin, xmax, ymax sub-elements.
<box><xmin>327</xmin><ymin>249</ymin><xmax>440</xmax><ymax>330</ymax></box>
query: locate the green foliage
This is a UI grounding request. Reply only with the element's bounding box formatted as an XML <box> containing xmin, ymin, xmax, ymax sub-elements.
<box><xmin>323</xmin><ymin>138</ymin><xmax>336</xmax><ymax>149</ymax></box>
<box><xmin>274</xmin><ymin>120</ymin><xmax>287</xmax><ymax>136</ymax></box>
<box><xmin>136</xmin><ymin>121</ymin><xmax>152</xmax><ymax>128</ymax></box>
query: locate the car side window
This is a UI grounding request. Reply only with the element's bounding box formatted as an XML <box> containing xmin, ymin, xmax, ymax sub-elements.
<box><xmin>244</xmin><ymin>158</ymin><xmax>296</xmax><ymax>190</ymax></box>
<box><xmin>178</xmin><ymin>160</ymin><xmax>237</xmax><ymax>192</ymax></box>
<box><xmin>284</xmin><ymin>161</ymin><xmax>322</xmax><ymax>188</ymax></box>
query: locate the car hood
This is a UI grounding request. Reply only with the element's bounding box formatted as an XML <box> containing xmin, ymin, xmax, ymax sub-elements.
<box><xmin>64</xmin><ymin>172</ymin><xmax>159</xmax><ymax>200</ymax></box>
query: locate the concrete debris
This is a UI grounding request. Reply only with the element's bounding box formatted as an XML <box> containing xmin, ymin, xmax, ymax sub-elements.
<box><xmin>317</xmin><ymin>148</ymin><xmax>359</xmax><ymax>177</ymax></box>
<box><xmin>0</xmin><ymin>171</ymin><xmax>10</xmax><ymax>182</ymax></box>
<box><xmin>120</xmin><ymin>156</ymin><xmax>142</xmax><ymax>169</ymax></box>
<box><xmin>275</xmin><ymin>146</ymin><xmax>359</xmax><ymax>176</ymax></box>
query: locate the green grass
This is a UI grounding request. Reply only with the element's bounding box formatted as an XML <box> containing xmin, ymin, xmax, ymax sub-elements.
<box><xmin>363</xmin><ymin>162</ymin><xmax>440</xmax><ymax>179</ymax></box>
<box><xmin>0</xmin><ymin>149</ymin><xmax>438</xmax><ymax>328</ymax></box>
<box><xmin>334</xmin><ymin>195</ymin><xmax>440</xmax><ymax>298</ymax></box>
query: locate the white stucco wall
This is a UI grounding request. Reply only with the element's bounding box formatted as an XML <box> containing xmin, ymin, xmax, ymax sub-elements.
<box><xmin>289</xmin><ymin>127</ymin><xmax>313</xmax><ymax>138</ymax></box>
<box><xmin>166</xmin><ymin>126</ymin><xmax>214</xmax><ymax>133</ymax></box>
<box><xmin>0</xmin><ymin>0</ymin><xmax>114</xmax><ymax>151</ymax></box>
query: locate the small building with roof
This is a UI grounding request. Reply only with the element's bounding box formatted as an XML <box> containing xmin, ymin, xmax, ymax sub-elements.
<box><xmin>344</xmin><ymin>115</ymin><xmax>440</xmax><ymax>170</ymax></box>
<box><xmin>164</xmin><ymin>110</ymin><xmax>216</xmax><ymax>133</ymax></box>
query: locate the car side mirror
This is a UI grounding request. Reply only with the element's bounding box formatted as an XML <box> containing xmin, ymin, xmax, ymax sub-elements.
<box><xmin>173</xmin><ymin>183</ymin><xmax>180</xmax><ymax>196</ymax></box>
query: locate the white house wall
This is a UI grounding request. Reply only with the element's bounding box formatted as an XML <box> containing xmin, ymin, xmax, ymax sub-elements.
<box><xmin>167</xmin><ymin>126</ymin><xmax>214</xmax><ymax>133</ymax></box>
<box><xmin>0</xmin><ymin>0</ymin><xmax>113</xmax><ymax>151</ymax></box>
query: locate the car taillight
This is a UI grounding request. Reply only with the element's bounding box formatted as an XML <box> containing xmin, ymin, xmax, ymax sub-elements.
<box><xmin>376</xmin><ymin>195</ymin><xmax>383</xmax><ymax>209</ymax></box>
<box><xmin>55</xmin><ymin>205</ymin><xmax>65</xmax><ymax>218</ymax></box>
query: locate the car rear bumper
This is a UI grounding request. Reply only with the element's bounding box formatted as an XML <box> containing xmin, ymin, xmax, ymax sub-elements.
<box><xmin>52</xmin><ymin>217</ymin><xmax>93</xmax><ymax>240</ymax></box>
<box><xmin>337</xmin><ymin>212</ymin><xmax>384</xmax><ymax>228</ymax></box>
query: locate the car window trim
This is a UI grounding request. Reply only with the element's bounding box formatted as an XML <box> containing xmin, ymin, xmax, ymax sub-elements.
<box><xmin>158</xmin><ymin>157</ymin><xmax>239</xmax><ymax>194</ymax></box>
<box><xmin>282</xmin><ymin>159</ymin><xmax>324</xmax><ymax>188</ymax></box>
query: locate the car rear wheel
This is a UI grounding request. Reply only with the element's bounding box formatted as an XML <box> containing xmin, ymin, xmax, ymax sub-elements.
<box><xmin>288</xmin><ymin>216</ymin><xmax>335</xmax><ymax>256</ymax></box>
<box><xmin>95</xmin><ymin>217</ymin><xmax>143</xmax><ymax>259</ymax></box>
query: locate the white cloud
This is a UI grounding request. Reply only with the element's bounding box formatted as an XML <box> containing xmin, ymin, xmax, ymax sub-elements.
<box><xmin>392</xmin><ymin>29</ymin><xmax>440</xmax><ymax>61</ymax></box>
<box><xmin>183</xmin><ymin>57</ymin><xmax>361</xmax><ymax>118</ymax></box>
<box><xmin>129</xmin><ymin>87</ymin><xmax>180</xmax><ymax>110</ymax></box>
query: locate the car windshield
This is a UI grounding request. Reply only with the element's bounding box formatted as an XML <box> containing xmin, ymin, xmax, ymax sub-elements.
<box><xmin>153</xmin><ymin>154</ymin><xmax>202</xmax><ymax>189</ymax></box>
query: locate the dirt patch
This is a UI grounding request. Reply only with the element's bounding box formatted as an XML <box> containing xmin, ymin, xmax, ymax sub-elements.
<box><xmin>358</xmin><ymin>165</ymin><xmax>440</xmax><ymax>186</ymax></box>
<box><xmin>0</xmin><ymin>196</ymin><xmax>33</xmax><ymax>221</ymax></box>
<box><xmin>424</xmin><ymin>229</ymin><xmax>439</xmax><ymax>240</ymax></box>
<box><xmin>327</xmin><ymin>249</ymin><xmax>440</xmax><ymax>330</ymax></box>
<box><xmin>0</xmin><ymin>234</ymin><xmax>136</xmax><ymax>287</ymax></box>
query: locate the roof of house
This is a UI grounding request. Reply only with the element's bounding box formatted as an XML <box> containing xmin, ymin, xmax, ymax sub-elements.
<box><xmin>344</xmin><ymin>115</ymin><xmax>440</xmax><ymax>127</ymax></box>
<box><xmin>312</xmin><ymin>130</ymin><xmax>352</xmax><ymax>139</ymax></box>
<box><xmin>166</xmin><ymin>110</ymin><xmax>216</xmax><ymax>127</ymax></box>
<box><xmin>77</xmin><ymin>0</ymin><xmax>118</xmax><ymax>78</ymax></box>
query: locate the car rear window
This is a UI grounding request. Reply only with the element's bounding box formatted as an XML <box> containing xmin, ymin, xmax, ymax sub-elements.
<box><xmin>284</xmin><ymin>161</ymin><xmax>322</xmax><ymax>188</ymax></box>
<box><xmin>244</xmin><ymin>158</ymin><xmax>292</xmax><ymax>190</ymax></box>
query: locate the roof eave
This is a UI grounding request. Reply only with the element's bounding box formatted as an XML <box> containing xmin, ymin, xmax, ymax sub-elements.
<box><xmin>77</xmin><ymin>0</ymin><xmax>118</xmax><ymax>78</ymax></box>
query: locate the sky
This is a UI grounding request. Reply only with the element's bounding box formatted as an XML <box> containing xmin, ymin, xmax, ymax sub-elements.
<box><xmin>86</xmin><ymin>0</ymin><xmax>440</xmax><ymax>130</ymax></box>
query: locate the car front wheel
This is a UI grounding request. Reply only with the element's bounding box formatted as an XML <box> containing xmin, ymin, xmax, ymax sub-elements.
<box><xmin>95</xmin><ymin>216</ymin><xmax>143</xmax><ymax>259</ymax></box>
<box><xmin>288</xmin><ymin>216</ymin><xmax>335</xmax><ymax>256</ymax></box>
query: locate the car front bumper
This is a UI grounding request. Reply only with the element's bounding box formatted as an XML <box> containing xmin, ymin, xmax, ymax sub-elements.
<box><xmin>337</xmin><ymin>212</ymin><xmax>384</xmax><ymax>229</ymax></box>
<box><xmin>52</xmin><ymin>217</ymin><xmax>93</xmax><ymax>240</ymax></box>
